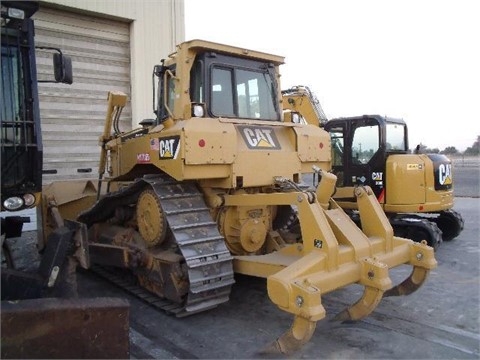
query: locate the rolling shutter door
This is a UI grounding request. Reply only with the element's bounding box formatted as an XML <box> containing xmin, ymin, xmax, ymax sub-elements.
<box><xmin>33</xmin><ymin>7</ymin><xmax>132</xmax><ymax>183</ymax></box>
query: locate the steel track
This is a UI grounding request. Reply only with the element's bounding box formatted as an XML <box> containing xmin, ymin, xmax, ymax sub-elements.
<box><xmin>83</xmin><ymin>174</ymin><xmax>235</xmax><ymax>317</ymax></box>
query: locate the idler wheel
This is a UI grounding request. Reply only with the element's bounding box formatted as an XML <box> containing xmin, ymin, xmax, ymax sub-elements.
<box><xmin>136</xmin><ymin>188</ymin><xmax>167</xmax><ymax>247</ymax></box>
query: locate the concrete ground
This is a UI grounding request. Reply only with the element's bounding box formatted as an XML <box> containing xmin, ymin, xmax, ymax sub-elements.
<box><xmin>4</xmin><ymin>163</ymin><xmax>479</xmax><ymax>359</ymax></box>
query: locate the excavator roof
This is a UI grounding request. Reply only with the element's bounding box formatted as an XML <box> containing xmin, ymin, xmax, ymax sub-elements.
<box><xmin>330</xmin><ymin>114</ymin><xmax>407</xmax><ymax>126</ymax></box>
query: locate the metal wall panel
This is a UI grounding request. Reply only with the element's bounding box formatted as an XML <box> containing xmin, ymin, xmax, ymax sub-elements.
<box><xmin>33</xmin><ymin>7</ymin><xmax>132</xmax><ymax>182</ymax></box>
<box><xmin>40</xmin><ymin>0</ymin><xmax>186</xmax><ymax>127</ymax></box>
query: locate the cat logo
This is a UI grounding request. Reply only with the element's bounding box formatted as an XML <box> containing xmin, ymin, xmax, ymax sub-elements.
<box><xmin>438</xmin><ymin>163</ymin><xmax>452</xmax><ymax>185</ymax></box>
<box><xmin>238</xmin><ymin>125</ymin><xmax>280</xmax><ymax>150</ymax></box>
<box><xmin>159</xmin><ymin>136</ymin><xmax>180</xmax><ymax>160</ymax></box>
<box><xmin>372</xmin><ymin>172</ymin><xmax>383</xmax><ymax>181</ymax></box>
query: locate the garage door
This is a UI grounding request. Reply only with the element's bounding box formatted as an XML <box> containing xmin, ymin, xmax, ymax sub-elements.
<box><xmin>33</xmin><ymin>6</ymin><xmax>132</xmax><ymax>183</ymax></box>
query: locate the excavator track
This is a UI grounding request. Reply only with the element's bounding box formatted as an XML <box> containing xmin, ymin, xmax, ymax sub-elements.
<box><xmin>80</xmin><ymin>175</ymin><xmax>235</xmax><ymax>316</ymax></box>
<box><xmin>430</xmin><ymin>209</ymin><xmax>464</xmax><ymax>241</ymax></box>
<box><xmin>279</xmin><ymin>205</ymin><xmax>444</xmax><ymax>250</ymax></box>
<box><xmin>343</xmin><ymin>211</ymin><xmax>443</xmax><ymax>250</ymax></box>
<box><xmin>389</xmin><ymin>215</ymin><xmax>443</xmax><ymax>250</ymax></box>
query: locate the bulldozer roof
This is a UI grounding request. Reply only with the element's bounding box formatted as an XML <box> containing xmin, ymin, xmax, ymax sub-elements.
<box><xmin>168</xmin><ymin>39</ymin><xmax>285</xmax><ymax>65</ymax></box>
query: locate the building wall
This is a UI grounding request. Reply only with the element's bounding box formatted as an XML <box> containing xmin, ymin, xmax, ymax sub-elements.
<box><xmin>33</xmin><ymin>7</ymin><xmax>133</xmax><ymax>180</ymax></box>
<box><xmin>39</xmin><ymin>0</ymin><xmax>185</xmax><ymax>125</ymax></box>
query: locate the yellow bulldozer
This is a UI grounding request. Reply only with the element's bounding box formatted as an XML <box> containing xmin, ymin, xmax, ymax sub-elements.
<box><xmin>282</xmin><ymin>85</ymin><xmax>464</xmax><ymax>250</ymax></box>
<box><xmin>43</xmin><ymin>40</ymin><xmax>437</xmax><ymax>354</ymax></box>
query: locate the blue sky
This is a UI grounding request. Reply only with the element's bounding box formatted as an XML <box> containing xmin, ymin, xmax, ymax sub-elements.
<box><xmin>185</xmin><ymin>0</ymin><xmax>479</xmax><ymax>151</ymax></box>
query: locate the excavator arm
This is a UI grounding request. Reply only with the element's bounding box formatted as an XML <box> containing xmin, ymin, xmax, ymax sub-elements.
<box><xmin>282</xmin><ymin>85</ymin><xmax>328</xmax><ymax>126</ymax></box>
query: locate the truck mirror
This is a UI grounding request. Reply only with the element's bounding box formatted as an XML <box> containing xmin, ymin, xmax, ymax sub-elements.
<box><xmin>53</xmin><ymin>53</ymin><xmax>73</xmax><ymax>84</ymax></box>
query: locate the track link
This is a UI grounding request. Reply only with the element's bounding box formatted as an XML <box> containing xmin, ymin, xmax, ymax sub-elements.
<box><xmin>90</xmin><ymin>265</ymin><xmax>191</xmax><ymax>316</ymax></box>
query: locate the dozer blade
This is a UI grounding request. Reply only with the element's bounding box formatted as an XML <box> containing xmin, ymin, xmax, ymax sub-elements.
<box><xmin>261</xmin><ymin>316</ymin><xmax>316</xmax><ymax>355</ymax></box>
<box><xmin>333</xmin><ymin>285</ymin><xmax>385</xmax><ymax>322</ymax></box>
<box><xmin>1</xmin><ymin>297</ymin><xmax>130</xmax><ymax>359</ymax></box>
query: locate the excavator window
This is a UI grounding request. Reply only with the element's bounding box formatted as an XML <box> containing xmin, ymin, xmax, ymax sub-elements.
<box><xmin>330</xmin><ymin>128</ymin><xmax>345</xmax><ymax>186</ymax></box>
<box><xmin>386</xmin><ymin>123</ymin><xmax>407</xmax><ymax>151</ymax></box>
<box><xmin>351</xmin><ymin>125</ymin><xmax>380</xmax><ymax>164</ymax></box>
<box><xmin>330</xmin><ymin>130</ymin><xmax>344</xmax><ymax>166</ymax></box>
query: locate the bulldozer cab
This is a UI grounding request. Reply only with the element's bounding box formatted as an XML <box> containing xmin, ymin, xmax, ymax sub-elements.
<box><xmin>153</xmin><ymin>43</ymin><xmax>281</xmax><ymax>124</ymax></box>
<box><xmin>324</xmin><ymin>115</ymin><xmax>408</xmax><ymax>198</ymax></box>
<box><xmin>103</xmin><ymin>40</ymin><xmax>333</xmax><ymax>188</ymax></box>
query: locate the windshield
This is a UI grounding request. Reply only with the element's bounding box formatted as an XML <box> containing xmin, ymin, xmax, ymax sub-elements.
<box><xmin>1</xmin><ymin>44</ymin><xmax>24</xmax><ymax>144</ymax></box>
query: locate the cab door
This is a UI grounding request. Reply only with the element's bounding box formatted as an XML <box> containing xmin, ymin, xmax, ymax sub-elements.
<box><xmin>347</xmin><ymin>119</ymin><xmax>386</xmax><ymax>198</ymax></box>
<box><xmin>326</xmin><ymin>117</ymin><xmax>386</xmax><ymax>199</ymax></box>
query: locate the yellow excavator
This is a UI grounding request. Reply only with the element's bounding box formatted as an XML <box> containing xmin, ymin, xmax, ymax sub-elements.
<box><xmin>282</xmin><ymin>85</ymin><xmax>464</xmax><ymax>250</ymax></box>
<box><xmin>43</xmin><ymin>40</ymin><xmax>437</xmax><ymax>354</ymax></box>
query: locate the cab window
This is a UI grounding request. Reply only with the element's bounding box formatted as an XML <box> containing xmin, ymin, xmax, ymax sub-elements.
<box><xmin>210</xmin><ymin>66</ymin><xmax>277</xmax><ymax>120</ymax></box>
<box><xmin>386</xmin><ymin>123</ymin><xmax>406</xmax><ymax>151</ymax></box>
<box><xmin>351</xmin><ymin>125</ymin><xmax>379</xmax><ymax>164</ymax></box>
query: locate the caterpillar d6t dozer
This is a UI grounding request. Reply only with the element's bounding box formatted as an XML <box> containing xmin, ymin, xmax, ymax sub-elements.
<box><xmin>50</xmin><ymin>40</ymin><xmax>437</xmax><ymax>354</ymax></box>
<box><xmin>282</xmin><ymin>85</ymin><xmax>464</xmax><ymax>250</ymax></box>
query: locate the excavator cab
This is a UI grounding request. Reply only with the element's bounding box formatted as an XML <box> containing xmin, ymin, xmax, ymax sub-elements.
<box><xmin>325</xmin><ymin>115</ymin><xmax>408</xmax><ymax>194</ymax></box>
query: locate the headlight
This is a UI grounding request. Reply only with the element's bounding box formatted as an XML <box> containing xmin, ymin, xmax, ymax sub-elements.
<box><xmin>3</xmin><ymin>196</ymin><xmax>24</xmax><ymax>211</ymax></box>
<box><xmin>23</xmin><ymin>193</ymin><xmax>36</xmax><ymax>207</ymax></box>
<box><xmin>8</xmin><ymin>7</ymin><xmax>25</xmax><ymax>20</ymax></box>
<box><xmin>192</xmin><ymin>104</ymin><xmax>205</xmax><ymax>117</ymax></box>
